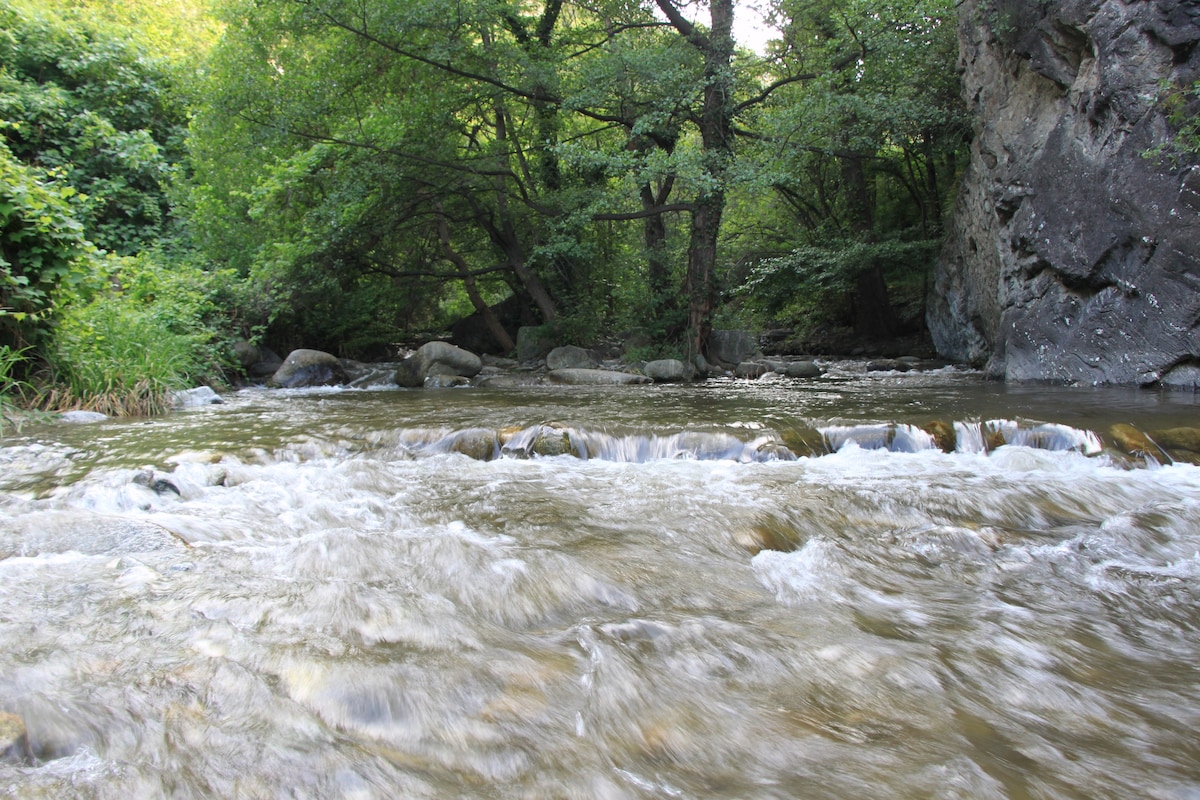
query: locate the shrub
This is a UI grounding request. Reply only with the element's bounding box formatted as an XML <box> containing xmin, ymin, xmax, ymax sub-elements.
<box><xmin>44</xmin><ymin>253</ymin><xmax>231</xmax><ymax>415</ymax></box>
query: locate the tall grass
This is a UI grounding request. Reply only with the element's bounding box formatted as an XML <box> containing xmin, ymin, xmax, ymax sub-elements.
<box><xmin>47</xmin><ymin>300</ymin><xmax>207</xmax><ymax>416</ymax></box>
<box><xmin>0</xmin><ymin>344</ymin><xmax>31</xmax><ymax>433</ymax></box>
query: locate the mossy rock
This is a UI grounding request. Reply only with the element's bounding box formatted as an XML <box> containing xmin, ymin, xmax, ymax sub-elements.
<box><xmin>1151</xmin><ymin>426</ymin><xmax>1200</xmax><ymax>464</ymax></box>
<box><xmin>732</xmin><ymin>516</ymin><xmax>804</xmax><ymax>555</ymax></box>
<box><xmin>921</xmin><ymin>420</ymin><xmax>957</xmax><ymax>453</ymax></box>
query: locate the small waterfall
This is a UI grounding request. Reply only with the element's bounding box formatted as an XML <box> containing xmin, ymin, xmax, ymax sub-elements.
<box><xmin>349</xmin><ymin>420</ymin><xmax>1111</xmax><ymax>464</ymax></box>
<box><xmin>820</xmin><ymin>423</ymin><xmax>938</xmax><ymax>453</ymax></box>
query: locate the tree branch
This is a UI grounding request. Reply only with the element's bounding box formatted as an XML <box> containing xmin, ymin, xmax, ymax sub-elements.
<box><xmin>593</xmin><ymin>202</ymin><xmax>694</xmax><ymax>221</ymax></box>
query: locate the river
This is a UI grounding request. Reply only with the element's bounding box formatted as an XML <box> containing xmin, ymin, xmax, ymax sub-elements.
<box><xmin>1</xmin><ymin>365</ymin><xmax>1199</xmax><ymax>798</ymax></box>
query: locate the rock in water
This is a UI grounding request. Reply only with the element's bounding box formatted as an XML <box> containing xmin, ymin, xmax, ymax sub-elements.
<box><xmin>0</xmin><ymin>711</ymin><xmax>29</xmax><ymax>763</ymax></box>
<box><xmin>547</xmin><ymin>369</ymin><xmax>650</xmax><ymax>386</ymax></box>
<box><xmin>928</xmin><ymin>0</ymin><xmax>1200</xmax><ymax>387</ymax></box>
<box><xmin>644</xmin><ymin>359</ymin><xmax>690</xmax><ymax>382</ymax></box>
<box><xmin>708</xmin><ymin>330</ymin><xmax>759</xmax><ymax>367</ymax></box>
<box><xmin>269</xmin><ymin>349</ymin><xmax>348</xmax><ymax>388</ymax></box>
<box><xmin>546</xmin><ymin>345</ymin><xmax>598</xmax><ymax>371</ymax></box>
<box><xmin>396</xmin><ymin>342</ymin><xmax>482</xmax><ymax>387</ymax></box>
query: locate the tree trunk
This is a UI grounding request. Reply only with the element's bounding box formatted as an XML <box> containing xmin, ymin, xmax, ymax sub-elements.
<box><xmin>656</xmin><ymin>0</ymin><xmax>735</xmax><ymax>358</ymax></box>
<box><xmin>435</xmin><ymin>204</ymin><xmax>516</xmax><ymax>353</ymax></box>
<box><xmin>492</xmin><ymin>104</ymin><xmax>559</xmax><ymax>324</ymax></box>
<box><xmin>639</xmin><ymin>177</ymin><xmax>680</xmax><ymax>332</ymax></box>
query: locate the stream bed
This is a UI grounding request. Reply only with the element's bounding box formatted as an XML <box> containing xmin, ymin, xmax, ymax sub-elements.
<box><xmin>2</xmin><ymin>366</ymin><xmax>1199</xmax><ymax>798</ymax></box>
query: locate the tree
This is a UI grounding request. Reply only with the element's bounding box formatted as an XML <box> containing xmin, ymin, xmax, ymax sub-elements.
<box><xmin>734</xmin><ymin>0</ymin><xmax>968</xmax><ymax>339</ymax></box>
<box><xmin>0</xmin><ymin>0</ymin><xmax>192</xmax><ymax>256</ymax></box>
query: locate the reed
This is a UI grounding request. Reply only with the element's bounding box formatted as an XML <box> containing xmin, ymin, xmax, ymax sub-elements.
<box><xmin>46</xmin><ymin>299</ymin><xmax>205</xmax><ymax>417</ymax></box>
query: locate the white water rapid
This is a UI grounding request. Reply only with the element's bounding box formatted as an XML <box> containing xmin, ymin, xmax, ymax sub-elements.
<box><xmin>2</xmin><ymin>371</ymin><xmax>1199</xmax><ymax>798</ymax></box>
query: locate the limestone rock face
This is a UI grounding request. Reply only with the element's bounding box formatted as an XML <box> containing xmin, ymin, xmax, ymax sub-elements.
<box><xmin>929</xmin><ymin>0</ymin><xmax>1200</xmax><ymax>387</ymax></box>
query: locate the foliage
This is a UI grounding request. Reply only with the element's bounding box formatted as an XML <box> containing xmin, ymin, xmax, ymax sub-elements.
<box><xmin>729</xmin><ymin>0</ymin><xmax>968</xmax><ymax>335</ymax></box>
<box><xmin>0</xmin><ymin>343</ymin><xmax>30</xmax><ymax>432</ymax></box>
<box><xmin>44</xmin><ymin>252</ymin><xmax>231</xmax><ymax>415</ymax></box>
<box><xmin>0</xmin><ymin>142</ymin><xmax>95</xmax><ymax>347</ymax></box>
<box><xmin>737</xmin><ymin>235</ymin><xmax>942</xmax><ymax>325</ymax></box>
<box><xmin>0</xmin><ymin>0</ymin><xmax>191</xmax><ymax>256</ymax></box>
<box><xmin>1146</xmin><ymin>79</ymin><xmax>1200</xmax><ymax>167</ymax></box>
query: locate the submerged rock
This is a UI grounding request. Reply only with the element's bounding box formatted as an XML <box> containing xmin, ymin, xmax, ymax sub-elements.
<box><xmin>0</xmin><ymin>711</ymin><xmax>29</xmax><ymax>763</ymax></box>
<box><xmin>59</xmin><ymin>410</ymin><xmax>108</xmax><ymax>424</ymax></box>
<box><xmin>270</xmin><ymin>349</ymin><xmax>348</xmax><ymax>388</ymax></box>
<box><xmin>732</xmin><ymin>516</ymin><xmax>805</xmax><ymax>555</ymax></box>
<box><xmin>1108</xmin><ymin>423</ymin><xmax>1168</xmax><ymax>461</ymax></box>
<box><xmin>1150</xmin><ymin>427</ymin><xmax>1200</xmax><ymax>464</ymax></box>
<box><xmin>173</xmin><ymin>386</ymin><xmax>224</xmax><ymax>407</ymax></box>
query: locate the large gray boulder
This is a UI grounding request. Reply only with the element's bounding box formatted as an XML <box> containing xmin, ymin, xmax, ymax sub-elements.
<box><xmin>644</xmin><ymin>359</ymin><xmax>690</xmax><ymax>382</ymax></box>
<box><xmin>546</xmin><ymin>345</ymin><xmax>598</xmax><ymax>371</ymax></box>
<box><xmin>396</xmin><ymin>342</ymin><xmax>482</xmax><ymax>388</ymax></box>
<box><xmin>547</xmin><ymin>369</ymin><xmax>651</xmax><ymax>386</ymax></box>
<box><xmin>928</xmin><ymin>0</ymin><xmax>1200</xmax><ymax>387</ymax></box>
<box><xmin>270</xmin><ymin>349</ymin><xmax>348</xmax><ymax>388</ymax></box>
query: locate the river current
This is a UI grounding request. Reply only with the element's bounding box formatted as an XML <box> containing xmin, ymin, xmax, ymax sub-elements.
<box><xmin>2</xmin><ymin>365</ymin><xmax>1199</xmax><ymax>798</ymax></box>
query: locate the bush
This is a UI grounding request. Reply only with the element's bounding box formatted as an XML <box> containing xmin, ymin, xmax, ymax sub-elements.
<box><xmin>44</xmin><ymin>253</ymin><xmax>231</xmax><ymax>415</ymax></box>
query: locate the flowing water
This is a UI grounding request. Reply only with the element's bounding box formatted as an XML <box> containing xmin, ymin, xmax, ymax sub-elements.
<box><xmin>2</xmin><ymin>365</ymin><xmax>1200</xmax><ymax>798</ymax></box>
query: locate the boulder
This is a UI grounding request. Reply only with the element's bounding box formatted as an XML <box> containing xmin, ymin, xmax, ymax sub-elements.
<box><xmin>233</xmin><ymin>341</ymin><xmax>284</xmax><ymax>378</ymax></box>
<box><xmin>783</xmin><ymin>360</ymin><xmax>823</xmax><ymax>379</ymax></box>
<box><xmin>735</xmin><ymin>361</ymin><xmax>769</xmax><ymax>379</ymax></box>
<box><xmin>517</xmin><ymin>325</ymin><xmax>557</xmax><ymax>363</ymax></box>
<box><xmin>232</xmin><ymin>340</ymin><xmax>260</xmax><ymax>368</ymax></box>
<box><xmin>450</xmin><ymin>295</ymin><xmax>529</xmax><ymax>355</ymax></box>
<box><xmin>419</xmin><ymin>341</ymin><xmax>482</xmax><ymax>376</ymax></box>
<box><xmin>546</xmin><ymin>345</ymin><xmax>598</xmax><ymax>371</ymax></box>
<box><xmin>270</xmin><ymin>349</ymin><xmax>348</xmax><ymax>388</ymax></box>
<box><xmin>547</xmin><ymin>369</ymin><xmax>651</xmax><ymax>386</ymax></box>
<box><xmin>396</xmin><ymin>342</ymin><xmax>482</xmax><ymax>388</ymax></box>
<box><xmin>708</xmin><ymin>330</ymin><xmax>760</xmax><ymax>367</ymax></box>
<box><xmin>928</xmin><ymin>0</ymin><xmax>1200</xmax><ymax>387</ymax></box>
<box><xmin>172</xmin><ymin>386</ymin><xmax>224</xmax><ymax>407</ymax></box>
<box><xmin>644</xmin><ymin>359</ymin><xmax>690</xmax><ymax>382</ymax></box>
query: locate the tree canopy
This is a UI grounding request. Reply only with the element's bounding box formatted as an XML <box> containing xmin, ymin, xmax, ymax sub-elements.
<box><xmin>1</xmin><ymin>0</ymin><xmax>968</xmax><ymax>408</ymax></box>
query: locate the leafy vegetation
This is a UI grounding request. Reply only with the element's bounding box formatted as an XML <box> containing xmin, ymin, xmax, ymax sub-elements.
<box><xmin>0</xmin><ymin>342</ymin><xmax>30</xmax><ymax>431</ymax></box>
<box><xmin>1146</xmin><ymin>79</ymin><xmax>1200</xmax><ymax>166</ymax></box>
<box><xmin>0</xmin><ymin>0</ymin><xmax>971</xmax><ymax>418</ymax></box>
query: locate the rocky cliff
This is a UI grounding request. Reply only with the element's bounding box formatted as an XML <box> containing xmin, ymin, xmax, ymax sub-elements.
<box><xmin>928</xmin><ymin>0</ymin><xmax>1200</xmax><ymax>387</ymax></box>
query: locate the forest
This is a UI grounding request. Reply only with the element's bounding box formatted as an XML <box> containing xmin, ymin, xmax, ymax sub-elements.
<box><xmin>2</xmin><ymin>0</ymin><xmax>974</xmax><ymax>416</ymax></box>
